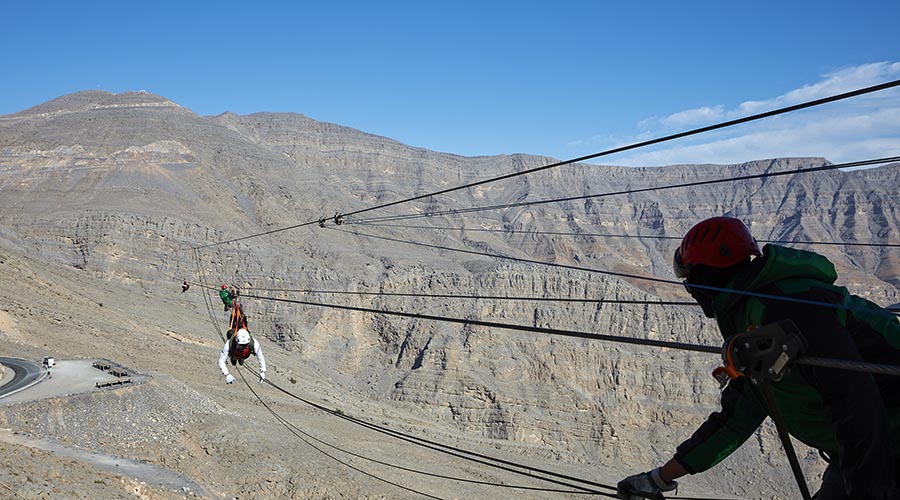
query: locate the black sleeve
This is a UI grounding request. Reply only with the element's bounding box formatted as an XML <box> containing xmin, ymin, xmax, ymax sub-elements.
<box><xmin>763</xmin><ymin>290</ymin><xmax>898</xmax><ymax>499</ymax></box>
<box><xmin>673</xmin><ymin>377</ymin><xmax>768</xmax><ymax>473</ymax></box>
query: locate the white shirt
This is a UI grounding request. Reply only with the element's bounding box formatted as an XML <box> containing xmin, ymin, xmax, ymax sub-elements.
<box><xmin>218</xmin><ymin>338</ymin><xmax>266</xmax><ymax>376</ymax></box>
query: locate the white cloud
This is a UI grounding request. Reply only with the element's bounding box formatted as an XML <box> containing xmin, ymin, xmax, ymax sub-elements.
<box><xmin>583</xmin><ymin>62</ymin><xmax>900</xmax><ymax>167</ymax></box>
<box><xmin>734</xmin><ymin>62</ymin><xmax>900</xmax><ymax>117</ymax></box>
<box><xmin>660</xmin><ymin>105</ymin><xmax>725</xmax><ymax>128</ymax></box>
<box><xmin>615</xmin><ymin>104</ymin><xmax>900</xmax><ymax>166</ymax></box>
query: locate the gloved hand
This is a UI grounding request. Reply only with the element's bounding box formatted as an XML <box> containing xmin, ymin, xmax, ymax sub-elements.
<box><xmin>617</xmin><ymin>467</ymin><xmax>677</xmax><ymax>500</ymax></box>
<box><xmin>258</xmin><ymin>371</ymin><xmax>266</xmax><ymax>384</ymax></box>
<box><xmin>225</xmin><ymin>374</ymin><xmax>235</xmax><ymax>384</ymax></box>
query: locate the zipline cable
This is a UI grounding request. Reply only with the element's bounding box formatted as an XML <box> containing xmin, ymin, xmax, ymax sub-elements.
<box><xmin>193</xmin><ymin>220</ymin><xmax>319</xmax><ymax>250</ymax></box>
<box><xmin>328</xmin><ymin>227</ymin><xmax>900</xmax><ymax>318</ymax></box>
<box><xmin>193</xmin><ymin>249</ymin><xmax>227</xmax><ymax>342</ymax></box>
<box><xmin>250</xmin><ymin>364</ymin><xmax>740</xmax><ymax>500</ymax></box>
<box><xmin>335</xmin><ymin>81</ymin><xmax>900</xmax><ymax>222</ymax></box>
<box><xmin>245</xmin><ymin>364</ymin><xmax>738</xmax><ymax>500</ymax></box>
<box><xmin>241</xmin><ymin>293</ymin><xmax>900</xmax><ymax>378</ymax></box>
<box><xmin>348</xmin><ymin>156</ymin><xmax>900</xmax><ymax>224</ymax></box>
<box><xmin>184</xmin><ymin>280</ymin><xmax>696</xmax><ymax>306</ymax></box>
<box><xmin>237</xmin><ymin>371</ymin><xmax>447</xmax><ymax>500</ymax></box>
<box><xmin>348</xmin><ymin>222</ymin><xmax>900</xmax><ymax>249</ymax></box>
<box><xmin>241</xmin><ymin>370</ymin><xmax>610</xmax><ymax>496</ymax></box>
<box><xmin>190</xmin><ymin>81</ymin><xmax>900</xmax><ymax>249</ymax></box>
<box><xmin>239</xmin><ymin>288</ymin><xmax>717</xmax><ymax>352</ymax></box>
<box><xmin>183</xmin><ymin>281</ymin><xmax>899</xmax><ymax>314</ymax></box>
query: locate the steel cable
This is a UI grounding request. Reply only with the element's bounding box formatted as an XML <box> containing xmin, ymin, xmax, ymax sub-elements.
<box><xmin>189</xmin><ymin>82</ymin><xmax>900</xmax><ymax>249</ymax></box>
<box><xmin>348</xmin><ymin>222</ymin><xmax>900</xmax><ymax>249</ymax></box>
<box><xmin>329</xmin><ymin>227</ymin><xmax>900</xmax><ymax>318</ymax></box>
<box><xmin>348</xmin><ymin>156</ymin><xmax>900</xmax><ymax>225</ymax></box>
<box><xmin>240</xmin><ymin>292</ymin><xmax>900</xmax><ymax>378</ymax></box>
<box><xmin>338</xmin><ymin>81</ymin><xmax>900</xmax><ymax>222</ymax></box>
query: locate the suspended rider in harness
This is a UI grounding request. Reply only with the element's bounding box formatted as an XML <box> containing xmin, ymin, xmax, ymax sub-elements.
<box><xmin>219</xmin><ymin>284</ymin><xmax>238</xmax><ymax>312</ymax></box>
<box><xmin>218</xmin><ymin>328</ymin><xmax>266</xmax><ymax>384</ymax></box>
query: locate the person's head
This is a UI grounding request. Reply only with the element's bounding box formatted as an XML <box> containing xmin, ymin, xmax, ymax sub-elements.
<box><xmin>673</xmin><ymin>217</ymin><xmax>761</xmax><ymax>318</ymax></box>
<box><xmin>221</xmin><ymin>284</ymin><xmax>228</xmax><ymax>290</ymax></box>
<box><xmin>236</xmin><ymin>328</ymin><xmax>251</xmax><ymax>345</ymax></box>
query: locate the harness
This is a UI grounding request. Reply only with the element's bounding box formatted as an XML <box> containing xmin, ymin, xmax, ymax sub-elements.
<box><xmin>229</xmin><ymin>336</ymin><xmax>255</xmax><ymax>360</ymax></box>
<box><xmin>229</xmin><ymin>302</ymin><xmax>248</xmax><ymax>332</ymax></box>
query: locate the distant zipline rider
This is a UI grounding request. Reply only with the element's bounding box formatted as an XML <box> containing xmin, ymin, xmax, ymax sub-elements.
<box><xmin>219</xmin><ymin>284</ymin><xmax>238</xmax><ymax>312</ymax></box>
<box><xmin>617</xmin><ymin>216</ymin><xmax>900</xmax><ymax>500</ymax></box>
<box><xmin>218</xmin><ymin>328</ymin><xmax>266</xmax><ymax>385</ymax></box>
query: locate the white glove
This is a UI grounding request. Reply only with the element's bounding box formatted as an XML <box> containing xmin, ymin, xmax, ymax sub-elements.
<box><xmin>225</xmin><ymin>374</ymin><xmax>235</xmax><ymax>384</ymax></box>
<box><xmin>617</xmin><ymin>468</ymin><xmax>677</xmax><ymax>500</ymax></box>
<box><xmin>258</xmin><ymin>371</ymin><xmax>266</xmax><ymax>384</ymax></box>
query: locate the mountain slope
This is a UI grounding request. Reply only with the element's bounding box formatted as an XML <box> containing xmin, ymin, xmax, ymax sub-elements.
<box><xmin>0</xmin><ymin>90</ymin><xmax>898</xmax><ymax>499</ymax></box>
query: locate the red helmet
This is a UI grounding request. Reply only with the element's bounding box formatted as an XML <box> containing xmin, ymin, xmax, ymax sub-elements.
<box><xmin>674</xmin><ymin>217</ymin><xmax>761</xmax><ymax>279</ymax></box>
<box><xmin>221</xmin><ymin>284</ymin><xmax>228</xmax><ymax>290</ymax></box>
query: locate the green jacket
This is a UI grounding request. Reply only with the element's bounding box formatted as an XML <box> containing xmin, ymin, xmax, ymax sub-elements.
<box><xmin>219</xmin><ymin>289</ymin><xmax>232</xmax><ymax>307</ymax></box>
<box><xmin>674</xmin><ymin>244</ymin><xmax>900</xmax><ymax>497</ymax></box>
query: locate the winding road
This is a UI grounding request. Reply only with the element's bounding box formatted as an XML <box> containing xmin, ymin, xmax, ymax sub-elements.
<box><xmin>0</xmin><ymin>357</ymin><xmax>45</xmax><ymax>398</ymax></box>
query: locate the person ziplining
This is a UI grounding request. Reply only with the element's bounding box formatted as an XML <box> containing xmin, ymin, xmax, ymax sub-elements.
<box><xmin>617</xmin><ymin>216</ymin><xmax>900</xmax><ymax>500</ymax></box>
<box><xmin>218</xmin><ymin>327</ymin><xmax>266</xmax><ymax>385</ymax></box>
<box><xmin>219</xmin><ymin>284</ymin><xmax>238</xmax><ymax>312</ymax></box>
<box><xmin>216</xmin><ymin>291</ymin><xmax>265</xmax><ymax>384</ymax></box>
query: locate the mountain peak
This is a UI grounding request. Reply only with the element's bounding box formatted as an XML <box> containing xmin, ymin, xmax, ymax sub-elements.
<box><xmin>8</xmin><ymin>90</ymin><xmax>185</xmax><ymax>118</ymax></box>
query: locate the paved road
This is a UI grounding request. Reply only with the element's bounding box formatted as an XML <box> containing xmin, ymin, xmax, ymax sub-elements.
<box><xmin>0</xmin><ymin>357</ymin><xmax>44</xmax><ymax>398</ymax></box>
<box><xmin>0</xmin><ymin>359</ymin><xmax>142</xmax><ymax>405</ymax></box>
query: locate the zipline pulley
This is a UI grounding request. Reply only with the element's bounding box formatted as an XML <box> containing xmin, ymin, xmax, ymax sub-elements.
<box><xmin>316</xmin><ymin>213</ymin><xmax>345</xmax><ymax>227</ymax></box>
<box><xmin>712</xmin><ymin>320</ymin><xmax>806</xmax><ymax>388</ymax></box>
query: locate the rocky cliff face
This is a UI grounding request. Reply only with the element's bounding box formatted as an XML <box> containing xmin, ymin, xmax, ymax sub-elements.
<box><xmin>0</xmin><ymin>90</ymin><xmax>898</xmax><ymax>499</ymax></box>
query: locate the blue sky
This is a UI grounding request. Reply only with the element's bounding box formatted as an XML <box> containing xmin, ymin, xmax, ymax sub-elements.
<box><xmin>3</xmin><ymin>0</ymin><xmax>899</xmax><ymax>166</ymax></box>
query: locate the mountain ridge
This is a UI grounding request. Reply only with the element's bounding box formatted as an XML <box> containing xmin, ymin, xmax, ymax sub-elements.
<box><xmin>0</xmin><ymin>90</ymin><xmax>898</xmax><ymax>499</ymax></box>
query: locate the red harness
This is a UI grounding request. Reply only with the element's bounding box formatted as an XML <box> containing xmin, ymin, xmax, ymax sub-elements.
<box><xmin>230</xmin><ymin>303</ymin><xmax>248</xmax><ymax>332</ymax></box>
<box><xmin>229</xmin><ymin>337</ymin><xmax>254</xmax><ymax>360</ymax></box>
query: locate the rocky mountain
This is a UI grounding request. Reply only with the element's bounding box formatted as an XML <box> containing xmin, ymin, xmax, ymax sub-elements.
<box><xmin>0</xmin><ymin>90</ymin><xmax>898</xmax><ymax>499</ymax></box>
